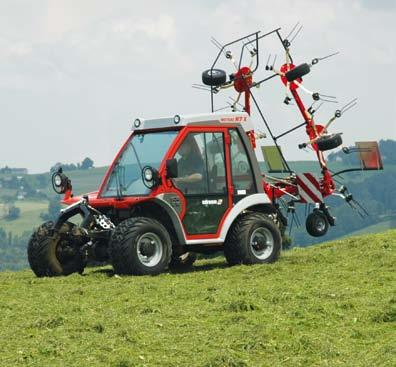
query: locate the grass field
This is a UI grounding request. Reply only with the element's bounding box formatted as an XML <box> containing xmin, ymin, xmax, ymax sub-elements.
<box><xmin>0</xmin><ymin>200</ymin><xmax>48</xmax><ymax>236</ymax></box>
<box><xmin>0</xmin><ymin>231</ymin><xmax>395</xmax><ymax>367</ymax></box>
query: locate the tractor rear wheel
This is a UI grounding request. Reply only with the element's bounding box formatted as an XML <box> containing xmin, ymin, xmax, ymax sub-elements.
<box><xmin>27</xmin><ymin>221</ymin><xmax>85</xmax><ymax>277</ymax></box>
<box><xmin>109</xmin><ymin>217</ymin><xmax>172</xmax><ymax>275</ymax></box>
<box><xmin>224</xmin><ymin>212</ymin><xmax>281</xmax><ymax>265</ymax></box>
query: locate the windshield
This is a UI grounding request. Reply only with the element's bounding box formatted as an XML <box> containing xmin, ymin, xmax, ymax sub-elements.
<box><xmin>101</xmin><ymin>130</ymin><xmax>178</xmax><ymax>197</ymax></box>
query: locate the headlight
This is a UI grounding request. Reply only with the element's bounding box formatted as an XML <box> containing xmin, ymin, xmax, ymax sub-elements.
<box><xmin>53</xmin><ymin>173</ymin><xmax>63</xmax><ymax>187</ymax></box>
<box><xmin>51</xmin><ymin>168</ymin><xmax>70</xmax><ymax>194</ymax></box>
<box><xmin>141</xmin><ymin>166</ymin><xmax>159</xmax><ymax>189</ymax></box>
<box><xmin>174</xmin><ymin>115</ymin><xmax>181</xmax><ymax>124</ymax></box>
<box><xmin>143</xmin><ymin>167</ymin><xmax>153</xmax><ymax>181</ymax></box>
<box><xmin>134</xmin><ymin>119</ymin><xmax>141</xmax><ymax>128</ymax></box>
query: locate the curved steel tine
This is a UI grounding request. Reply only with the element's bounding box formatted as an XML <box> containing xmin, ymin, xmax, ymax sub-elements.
<box><xmin>340</xmin><ymin>98</ymin><xmax>358</xmax><ymax>113</ymax></box>
<box><xmin>285</xmin><ymin>22</ymin><xmax>300</xmax><ymax>41</ymax></box>
<box><xmin>318</xmin><ymin>51</ymin><xmax>340</xmax><ymax>61</ymax></box>
<box><xmin>290</xmin><ymin>24</ymin><xmax>303</xmax><ymax>43</ymax></box>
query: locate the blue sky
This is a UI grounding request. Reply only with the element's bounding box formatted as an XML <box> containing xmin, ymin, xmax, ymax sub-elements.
<box><xmin>0</xmin><ymin>0</ymin><xmax>395</xmax><ymax>172</ymax></box>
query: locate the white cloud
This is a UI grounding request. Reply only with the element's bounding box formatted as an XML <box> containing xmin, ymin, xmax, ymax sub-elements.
<box><xmin>113</xmin><ymin>14</ymin><xmax>176</xmax><ymax>43</ymax></box>
<box><xmin>0</xmin><ymin>0</ymin><xmax>394</xmax><ymax>172</ymax></box>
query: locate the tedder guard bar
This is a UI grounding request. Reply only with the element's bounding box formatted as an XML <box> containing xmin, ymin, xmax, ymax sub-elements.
<box><xmin>356</xmin><ymin>141</ymin><xmax>383</xmax><ymax>170</ymax></box>
<box><xmin>332</xmin><ymin>141</ymin><xmax>383</xmax><ymax>177</ymax></box>
<box><xmin>261</xmin><ymin>146</ymin><xmax>290</xmax><ymax>173</ymax></box>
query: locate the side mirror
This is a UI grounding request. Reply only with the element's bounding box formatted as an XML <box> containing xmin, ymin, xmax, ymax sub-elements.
<box><xmin>166</xmin><ymin>158</ymin><xmax>178</xmax><ymax>179</ymax></box>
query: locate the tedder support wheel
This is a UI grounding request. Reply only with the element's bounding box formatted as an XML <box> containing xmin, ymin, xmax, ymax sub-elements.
<box><xmin>306</xmin><ymin>210</ymin><xmax>329</xmax><ymax>237</ymax></box>
<box><xmin>285</xmin><ymin>63</ymin><xmax>311</xmax><ymax>82</ymax></box>
<box><xmin>109</xmin><ymin>217</ymin><xmax>172</xmax><ymax>275</ymax></box>
<box><xmin>224</xmin><ymin>212</ymin><xmax>282</xmax><ymax>265</ymax></box>
<box><xmin>202</xmin><ymin>69</ymin><xmax>227</xmax><ymax>86</ymax></box>
<box><xmin>316</xmin><ymin>133</ymin><xmax>343</xmax><ymax>151</ymax></box>
<box><xmin>27</xmin><ymin>221</ymin><xmax>85</xmax><ymax>277</ymax></box>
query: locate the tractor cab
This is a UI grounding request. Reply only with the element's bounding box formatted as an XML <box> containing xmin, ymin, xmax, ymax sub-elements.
<box><xmin>60</xmin><ymin>112</ymin><xmax>269</xmax><ymax>237</ymax></box>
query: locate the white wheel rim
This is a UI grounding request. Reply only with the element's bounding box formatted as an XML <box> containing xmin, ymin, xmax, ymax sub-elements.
<box><xmin>315</xmin><ymin>216</ymin><xmax>326</xmax><ymax>232</ymax></box>
<box><xmin>136</xmin><ymin>232</ymin><xmax>163</xmax><ymax>267</ymax></box>
<box><xmin>250</xmin><ymin>227</ymin><xmax>274</xmax><ymax>260</ymax></box>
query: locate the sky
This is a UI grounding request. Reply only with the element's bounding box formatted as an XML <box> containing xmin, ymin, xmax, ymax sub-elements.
<box><xmin>0</xmin><ymin>0</ymin><xmax>395</xmax><ymax>173</ymax></box>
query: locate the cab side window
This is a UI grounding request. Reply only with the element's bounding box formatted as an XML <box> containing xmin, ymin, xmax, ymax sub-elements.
<box><xmin>229</xmin><ymin>129</ymin><xmax>256</xmax><ymax>194</ymax></box>
<box><xmin>173</xmin><ymin>132</ymin><xmax>226</xmax><ymax>195</ymax></box>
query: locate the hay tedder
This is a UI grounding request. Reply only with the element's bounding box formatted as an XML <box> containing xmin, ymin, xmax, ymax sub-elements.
<box><xmin>27</xmin><ymin>26</ymin><xmax>382</xmax><ymax>277</ymax></box>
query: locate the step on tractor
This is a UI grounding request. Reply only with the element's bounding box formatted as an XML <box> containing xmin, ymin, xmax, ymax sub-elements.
<box><xmin>28</xmin><ymin>25</ymin><xmax>383</xmax><ymax>277</ymax></box>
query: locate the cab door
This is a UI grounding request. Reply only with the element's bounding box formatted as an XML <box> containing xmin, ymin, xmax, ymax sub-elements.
<box><xmin>229</xmin><ymin>128</ymin><xmax>258</xmax><ymax>203</ymax></box>
<box><xmin>172</xmin><ymin>130</ymin><xmax>230</xmax><ymax>235</ymax></box>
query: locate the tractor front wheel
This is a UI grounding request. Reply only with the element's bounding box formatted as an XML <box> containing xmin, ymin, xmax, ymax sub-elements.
<box><xmin>224</xmin><ymin>212</ymin><xmax>281</xmax><ymax>265</ymax></box>
<box><xmin>109</xmin><ymin>217</ymin><xmax>172</xmax><ymax>275</ymax></box>
<box><xmin>27</xmin><ymin>221</ymin><xmax>85</xmax><ymax>277</ymax></box>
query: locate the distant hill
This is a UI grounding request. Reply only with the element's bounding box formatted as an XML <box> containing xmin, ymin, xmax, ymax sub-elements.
<box><xmin>0</xmin><ymin>230</ymin><xmax>394</xmax><ymax>366</ymax></box>
<box><xmin>0</xmin><ymin>154</ymin><xmax>395</xmax><ymax>271</ymax></box>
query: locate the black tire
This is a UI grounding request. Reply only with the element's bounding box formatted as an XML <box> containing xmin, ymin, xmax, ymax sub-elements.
<box><xmin>27</xmin><ymin>221</ymin><xmax>85</xmax><ymax>277</ymax></box>
<box><xmin>202</xmin><ymin>69</ymin><xmax>227</xmax><ymax>86</ymax></box>
<box><xmin>306</xmin><ymin>210</ymin><xmax>329</xmax><ymax>237</ymax></box>
<box><xmin>110</xmin><ymin>217</ymin><xmax>172</xmax><ymax>275</ymax></box>
<box><xmin>285</xmin><ymin>63</ymin><xmax>311</xmax><ymax>82</ymax></box>
<box><xmin>169</xmin><ymin>252</ymin><xmax>197</xmax><ymax>269</ymax></box>
<box><xmin>316</xmin><ymin>133</ymin><xmax>343</xmax><ymax>151</ymax></box>
<box><xmin>224</xmin><ymin>212</ymin><xmax>282</xmax><ymax>265</ymax></box>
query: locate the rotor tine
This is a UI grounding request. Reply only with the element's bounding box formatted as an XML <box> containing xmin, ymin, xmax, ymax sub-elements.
<box><xmin>192</xmin><ymin>83</ymin><xmax>210</xmax><ymax>89</ymax></box>
<box><xmin>318</xmin><ymin>51</ymin><xmax>340</xmax><ymax>61</ymax></box>
<box><xmin>294</xmin><ymin>211</ymin><xmax>301</xmax><ymax>227</ymax></box>
<box><xmin>245</xmin><ymin>36</ymin><xmax>255</xmax><ymax>53</ymax></box>
<box><xmin>315</xmin><ymin>102</ymin><xmax>324</xmax><ymax>113</ymax></box>
<box><xmin>341</xmin><ymin>98</ymin><xmax>358</xmax><ymax>113</ymax></box>
<box><xmin>320</xmin><ymin>93</ymin><xmax>337</xmax><ymax>99</ymax></box>
<box><xmin>285</xmin><ymin>21</ymin><xmax>300</xmax><ymax>41</ymax></box>
<box><xmin>290</xmin><ymin>24</ymin><xmax>303</xmax><ymax>43</ymax></box>
<box><xmin>214</xmin><ymin>105</ymin><xmax>231</xmax><ymax>112</ymax></box>
<box><xmin>288</xmin><ymin>215</ymin><xmax>294</xmax><ymax>236</ymax></box>
<box><xmin>309</xmin><ymin>100</ymin><xmax>318</xmax><ymax>109</ymax></box>
<box><xmin>211</xmin><ymin>37</ymin><xmax>230</xmax><ymax>59</ymax></box>
<box><xmin>192</xmin><ymin>84</ymin><xmax>211</xmax><ymax>91</ymax></box>
<box><xmin>266</xmin><ymin>53</ymin><xmax>271</xmax><ymax>68</ymax></box>
<box><xmin>227</xmin><ymin>101</ymin><xmax>239</xmax><ymax>112</ymax></box>
<box><xmin>320</xmin><ymin>96</ymin><xmax>338</xmax><ymax>103</ymax></box>
<box><xmin>210</xmin><ymin>37</ymin><xmax>223</xmax><ymax>50</ymax></box>
<box><xmin>272</xmin><ymin>54</ymin><xmax>277</xmax><ymax>69</ymax></box>
<box><xmin>342</xmin><ymin>102</ymin><xmax>358</xmax><ymax>115</ymax></box>
<box><xmin>210</xmin><ymin>38</ymin><xmax>221</xmax><ymax>51</ymax></box>
<box><xmin>228</xmin><ymin>96</ymin><xmax>244</xmax><ymax>109</ymax></box>
<box><xmin>353</xmin><ymin>199</ymin><xmax>369</xmax><ymax>217</ymax></box>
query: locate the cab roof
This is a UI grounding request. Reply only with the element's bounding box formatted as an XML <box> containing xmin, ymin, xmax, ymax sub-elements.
<box><xmin>132</xmin><ymin>112</ymin><xmax>254</xmax><ymax>131</ymax></box>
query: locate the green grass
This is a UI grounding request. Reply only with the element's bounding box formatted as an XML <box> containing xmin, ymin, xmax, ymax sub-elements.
<box><xmin>347</xmin><ymin>215</ymin><xmax>396</xmax><ymax>237</ymax></box>
<box><xmin>0</xmin><ymin>231</ymin><xmax>395</xmax><ymax>367</ymax></box>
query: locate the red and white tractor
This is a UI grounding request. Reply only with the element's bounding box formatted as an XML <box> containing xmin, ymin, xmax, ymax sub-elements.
<box><xmin>28</xmin><ymin>112</ymin><xmax>284</xmax><ymax>276</ymax></box>
<box><xmin>28</xmin><ymin>26</ymin><xmax>382</xmax><ymax>277</ymax></box>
